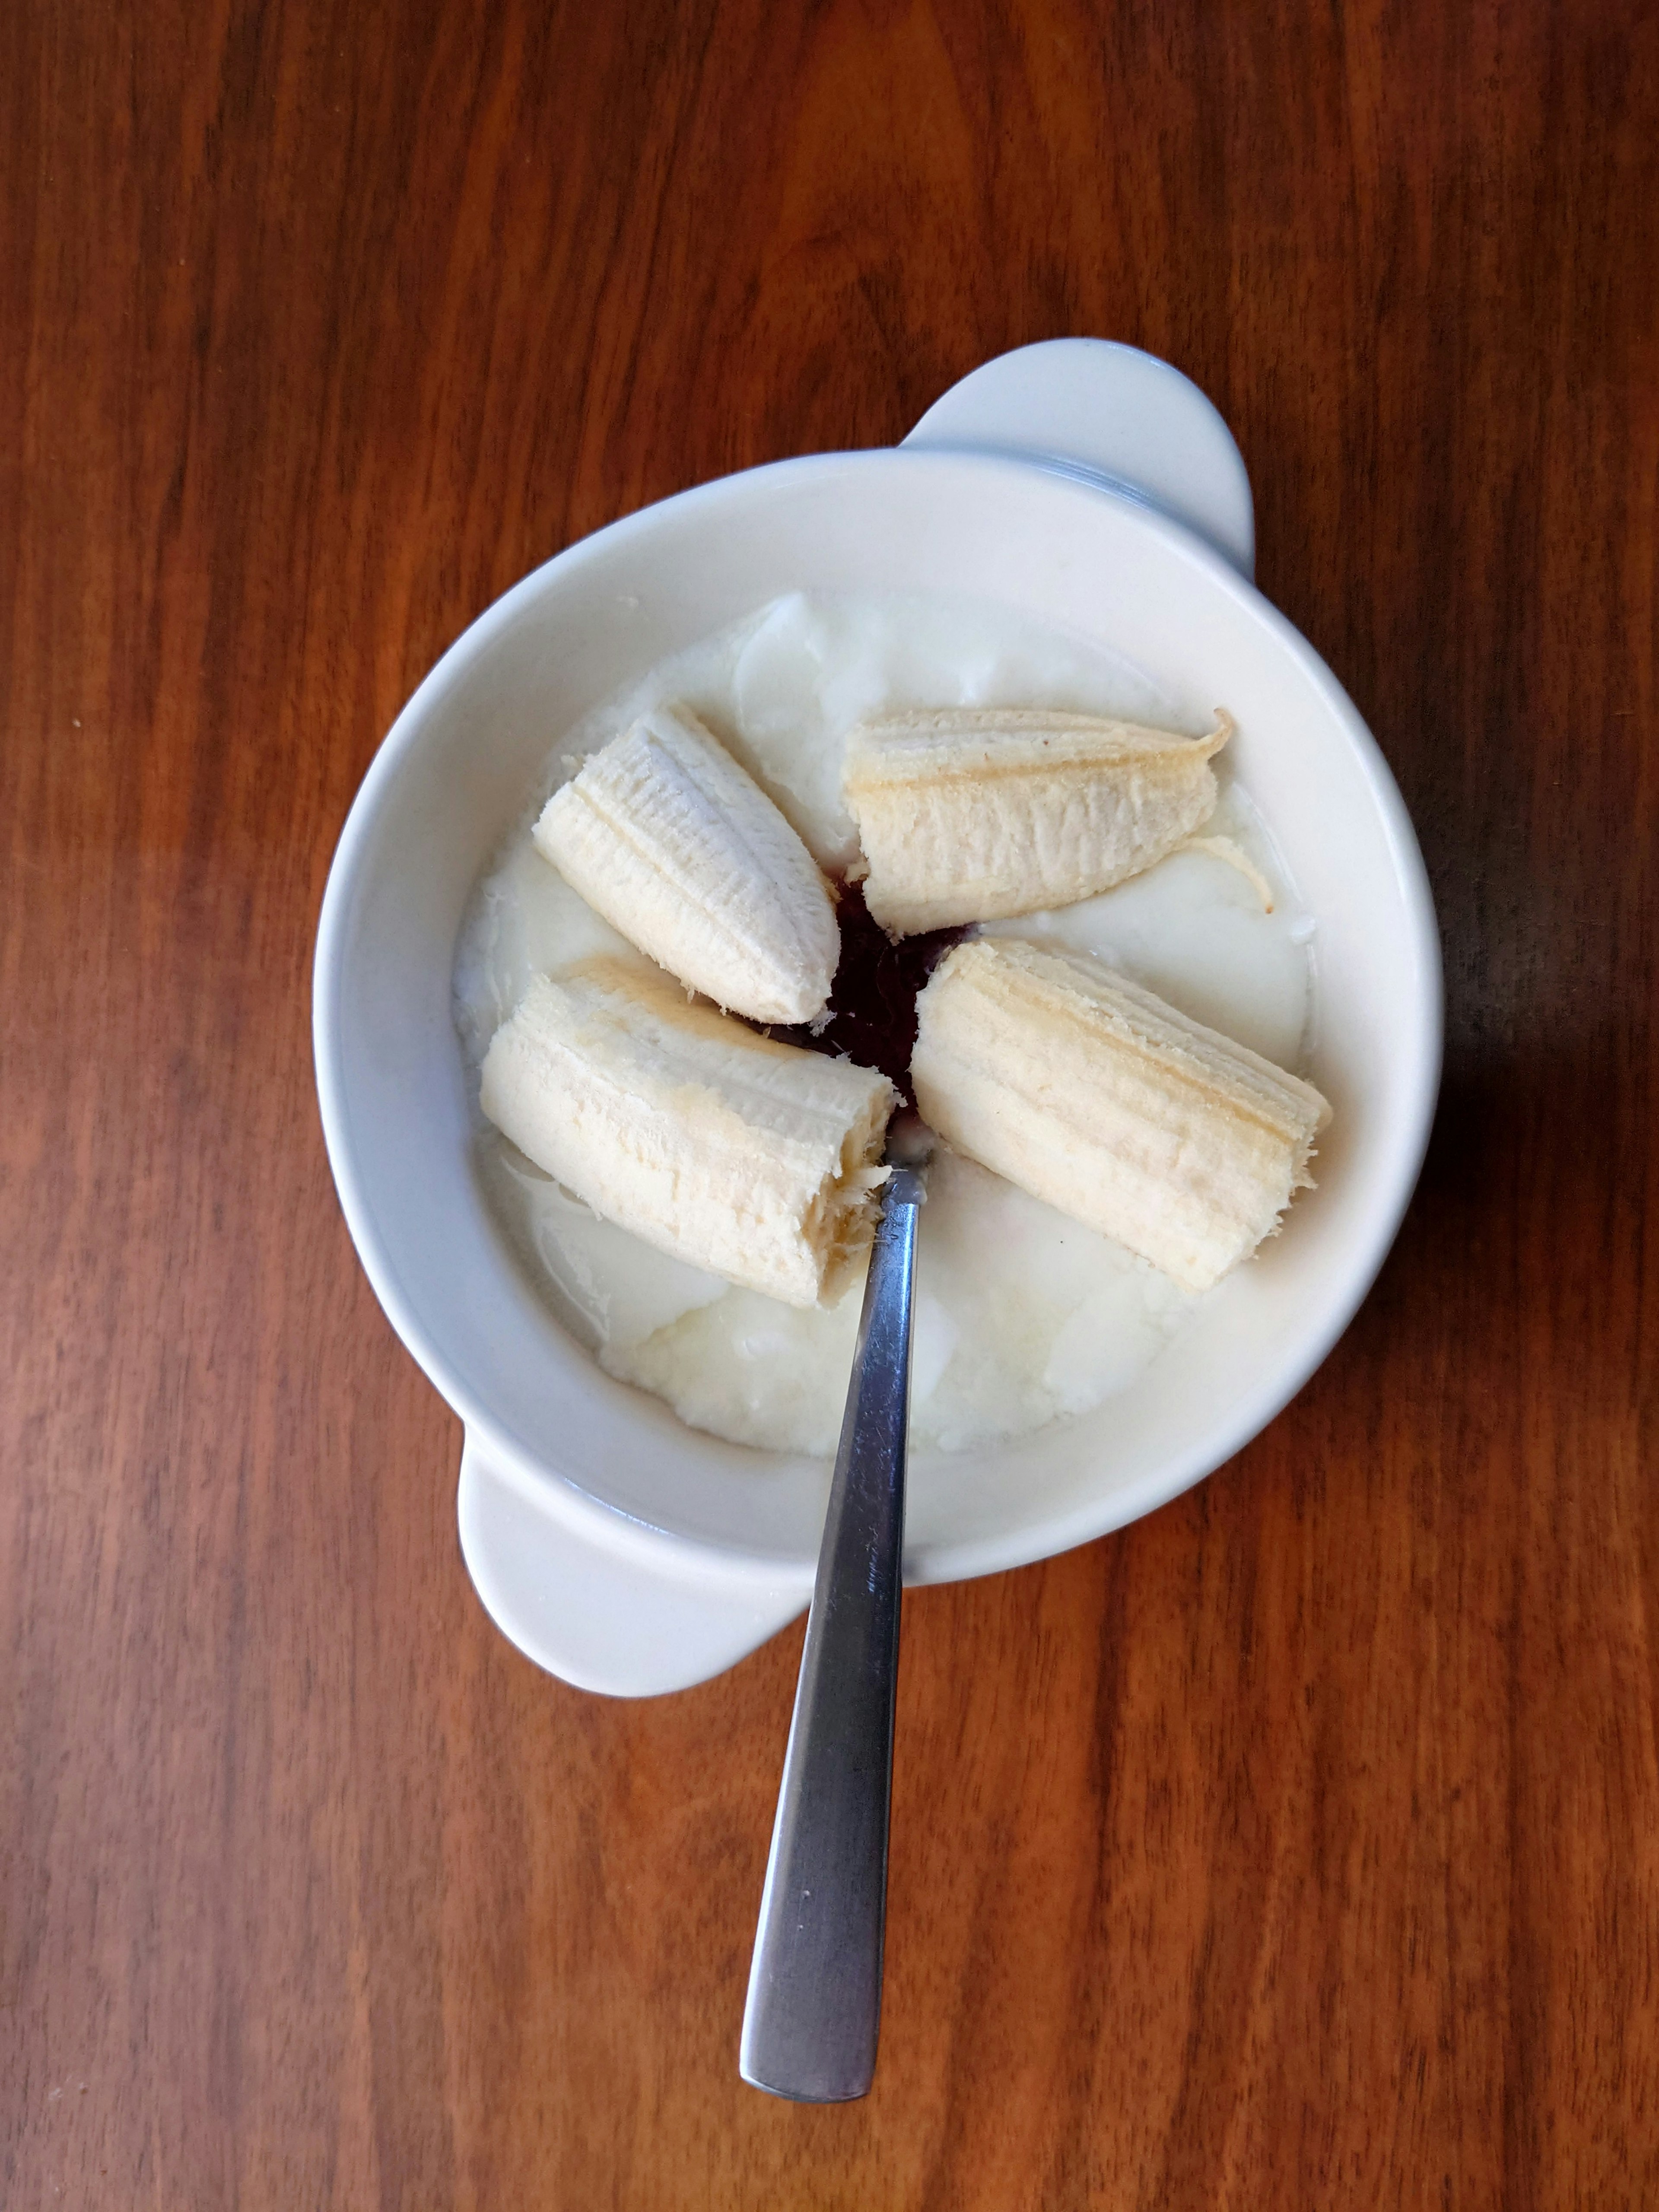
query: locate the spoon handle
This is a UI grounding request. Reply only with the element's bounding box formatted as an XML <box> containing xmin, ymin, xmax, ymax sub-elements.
<box><xmin>739</xmin><ymin>1166</ymin><xmax>925</xmax><ymax>2102</ymax></box>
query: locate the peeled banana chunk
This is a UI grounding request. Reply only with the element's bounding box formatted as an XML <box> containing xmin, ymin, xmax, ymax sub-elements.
<box><xmin>480</xmin><ymin>958</ymin><xmax>896</xmax><ymax>1309</ymax></box>
<box><xmin>842</xmin><ymin>708</ymin><xmax>1233</xmax><ymax>935</ymax></box>
<box><xmin>912</xmin><ymin>937</ymin><xmax>1330</xmax><ymax>1293</ymax></box>
<box><xmin>534</xmin><ymin>703</ymin><xmax>840</xmax><ymax>1026</ymax></box>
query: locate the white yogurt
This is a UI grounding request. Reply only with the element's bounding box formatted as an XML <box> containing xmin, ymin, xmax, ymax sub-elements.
<box><xmin>453</xmin><ymin>590</ymin><xmax>1317</xmax><ymax>1458</ymax></box>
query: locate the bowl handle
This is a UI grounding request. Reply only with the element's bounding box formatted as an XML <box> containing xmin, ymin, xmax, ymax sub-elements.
<box><xmin>902</xmin><ymin>338</ymin><xmax>1255</xmax><ymax>580</ymax></box>
<box><xmin>458</xmin><ymin>1429</ymin><xmax>810</xmax><ymax>1697</ymax></box>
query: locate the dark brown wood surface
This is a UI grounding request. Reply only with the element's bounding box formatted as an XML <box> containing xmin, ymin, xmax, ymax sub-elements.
<box><xmin>4</xmin><ymin>1</ymin><xmax>1656</xmax><ymax>2203</ymax></box>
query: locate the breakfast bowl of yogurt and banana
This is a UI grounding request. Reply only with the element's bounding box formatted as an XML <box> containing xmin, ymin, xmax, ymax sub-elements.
<box><xmin>314</xmin><ymin>342</ymin><xmax>1441</xmax><ymax>1695</ymax></box>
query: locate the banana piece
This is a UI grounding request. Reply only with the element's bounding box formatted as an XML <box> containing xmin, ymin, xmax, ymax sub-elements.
<box><xmin>842</xmin><ymin>708</ymin><xmax>1233</xmax><ymax>934</ymax></box>
<box><xmin>534</xmin><ymin>704</ymin><xmax>839</xmax><ymax>1025</ymax></box>
<box><xmin>911</xmin><ymin>938</ymin><xmax>1330</xmax><ymax>1292</ymax></box>
<box><xmin>480</xmin><ymin>957</ymin><xmax>896</xmax><ymax>1308</ymax></box>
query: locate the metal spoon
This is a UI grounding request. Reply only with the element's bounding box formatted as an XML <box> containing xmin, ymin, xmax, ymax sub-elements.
<box><xmin>739</xmin><ymin>1121</ymin><xmax>932</xmax><ymax>2102</ymax></box>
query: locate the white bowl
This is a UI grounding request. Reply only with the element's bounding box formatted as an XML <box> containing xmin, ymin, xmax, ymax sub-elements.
<box><xmin>313</xmin><ymin>343</ymin><xmax>1440</xmax><ymax>1697</ymax></box>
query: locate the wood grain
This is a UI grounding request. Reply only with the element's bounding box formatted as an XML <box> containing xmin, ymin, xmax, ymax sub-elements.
<box><xmin>3</xmin><ymin>0</ymin><xmax>1656</xmax><ymax>2203</ymax></box>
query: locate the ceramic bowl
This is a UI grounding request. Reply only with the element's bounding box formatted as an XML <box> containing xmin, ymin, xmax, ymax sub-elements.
<box><xmin>313</xmin><ymin>341</ymin><xmax>1440</xmax><ymax>1695</ymax></box>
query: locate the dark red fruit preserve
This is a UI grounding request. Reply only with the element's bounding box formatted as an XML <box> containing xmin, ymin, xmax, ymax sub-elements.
<box><xmin>764</xmin><ymin>883</ymin><xmax>965</xmax><ymax>1093</ymax></box>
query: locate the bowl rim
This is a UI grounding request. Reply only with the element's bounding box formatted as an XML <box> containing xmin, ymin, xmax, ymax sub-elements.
<box><xmin>313</xmin><ymin>444</ymin><xmax>1443</xmax><ymax>1589</ymax></box>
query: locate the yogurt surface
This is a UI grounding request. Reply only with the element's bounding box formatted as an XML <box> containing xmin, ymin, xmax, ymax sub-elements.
<box><xmin>453</xmin><ymin>590</ymin><xmax>1317</xmax><ymax>1457</ymax></box>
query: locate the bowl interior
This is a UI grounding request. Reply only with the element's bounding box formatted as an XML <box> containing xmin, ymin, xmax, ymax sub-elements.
<box><xmin>318</xmin><ymin>450</ymin><xmax>1438</xmax><ymax>1583</ymax></box>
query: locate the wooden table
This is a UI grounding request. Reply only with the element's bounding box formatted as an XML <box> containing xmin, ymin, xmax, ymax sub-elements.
<box><xmin>5</xmin><ymin>2</ymin><xmax>1655</xmax><ymax>2202</ymax></box>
